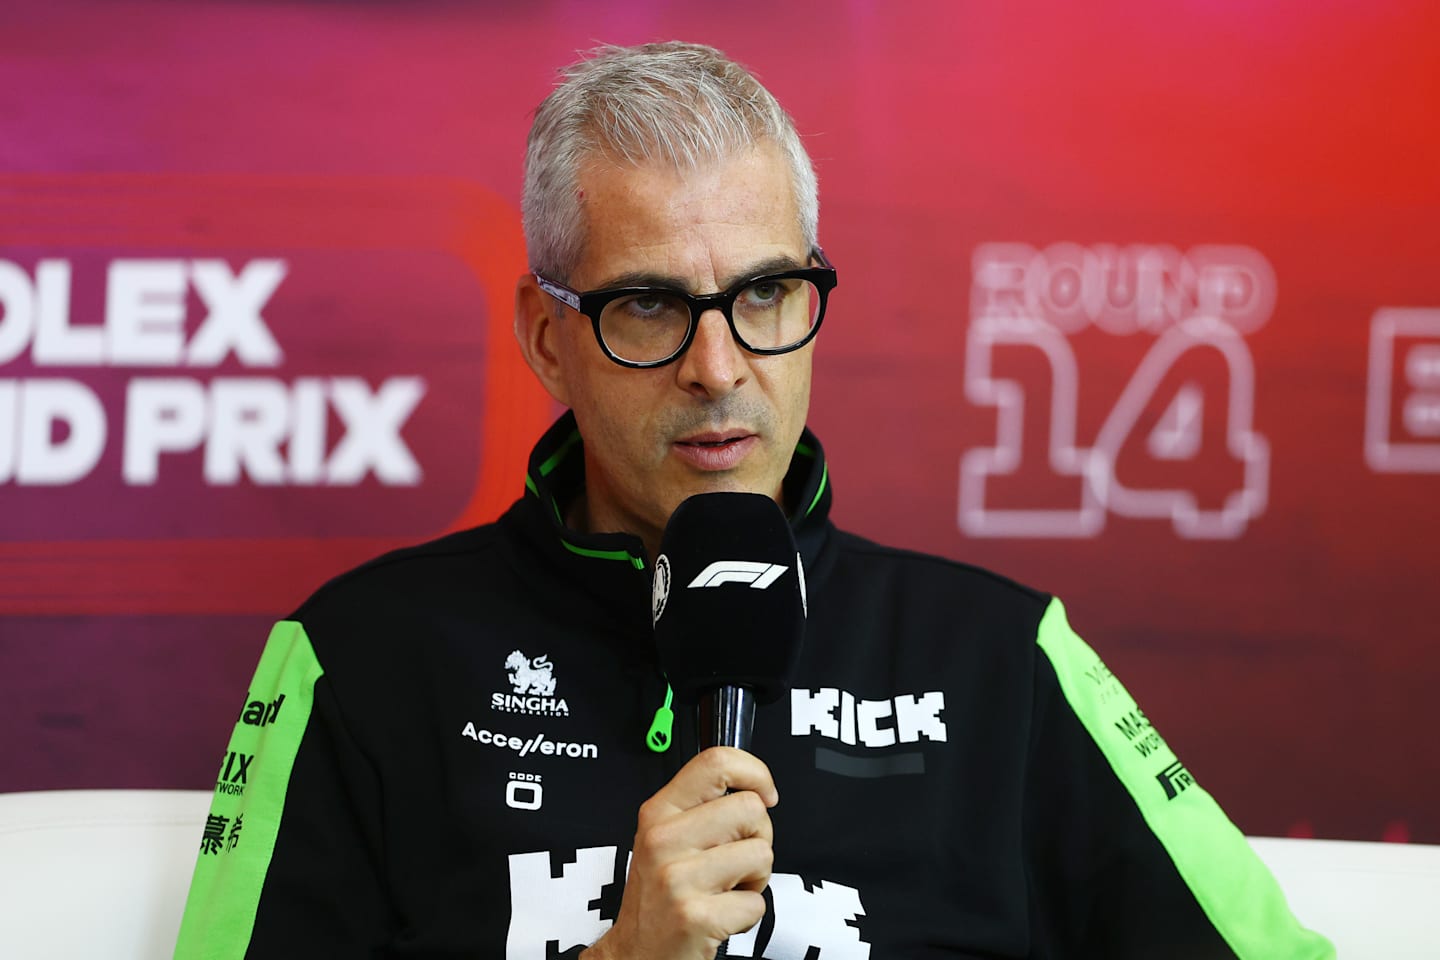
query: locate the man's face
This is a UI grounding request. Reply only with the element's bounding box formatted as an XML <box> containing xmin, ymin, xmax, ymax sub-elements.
<box><xmin>539</xmin><ymin>141</ymin><xmax>814</xmax><ymax>551</ymax></box>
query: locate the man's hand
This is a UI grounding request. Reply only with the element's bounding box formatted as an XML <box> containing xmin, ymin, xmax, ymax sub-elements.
<box><xmin>581</xmin><ymin>747</ymin><xmax>778</xmax><ymax>960</ymax></box>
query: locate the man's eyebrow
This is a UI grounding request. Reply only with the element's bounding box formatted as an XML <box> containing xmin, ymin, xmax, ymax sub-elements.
<box><xmin>595</xmin><ymin>254</ymin><xmax>808</xmax><ymax>293</ymax></box>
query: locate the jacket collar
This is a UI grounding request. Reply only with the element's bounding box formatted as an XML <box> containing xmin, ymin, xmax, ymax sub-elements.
<box><xmin>504</xmin><ymin>410</ymin><xmax>834</xmax><ymax>638</ymax></box>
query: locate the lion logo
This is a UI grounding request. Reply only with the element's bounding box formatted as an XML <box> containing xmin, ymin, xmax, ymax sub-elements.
<box><xmin>505</xmin><ymin>650</ymin><xmax>557</xmax><ymax>696</ymax></box>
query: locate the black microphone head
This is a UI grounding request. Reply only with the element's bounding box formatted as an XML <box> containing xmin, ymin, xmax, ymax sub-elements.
<box><xmin>652</xmin><ymin>492</ymin><xmax>806</xmax><ymax>706</ymax></box>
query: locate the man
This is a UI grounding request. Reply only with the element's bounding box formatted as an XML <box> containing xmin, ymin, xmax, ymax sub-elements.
<box><xmin>174</xmin><ymin>42</ymin><xmax>1332</xmax><ymax>959</ymax></box>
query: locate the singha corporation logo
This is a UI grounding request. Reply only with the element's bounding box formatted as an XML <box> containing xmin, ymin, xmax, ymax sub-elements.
<box><xmin>506</xmin><ymin>650</ymin><xmax>556</xmax><ymax>695</ymax></box>
<box><xmin>493</xmin><ymin>649</ymin><xmax>569</xmax><ymax>717</ymax></box>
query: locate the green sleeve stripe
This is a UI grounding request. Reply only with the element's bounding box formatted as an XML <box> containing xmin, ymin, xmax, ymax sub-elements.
<box><xmin>173</xmin><ymin>621</ymin><xmax>325</xmax><ymax>959</ymax></box>
<box><xmin>1035</xmin><ymin>598</ymin><xmax>1334</xmax><ymax>960</ymax></box>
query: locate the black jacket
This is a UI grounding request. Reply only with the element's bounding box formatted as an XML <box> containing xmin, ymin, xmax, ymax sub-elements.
<box><xmin>175</xmin><ymin>413</ymin><xmax>1331</xmax><ymax>959</ymax></box>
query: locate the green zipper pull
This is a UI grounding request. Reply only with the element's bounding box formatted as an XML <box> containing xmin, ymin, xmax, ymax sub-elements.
<box><xmin>646</xmin><ymin>683</ymin><xmax>675</xmax><ymax>753</ymax></box>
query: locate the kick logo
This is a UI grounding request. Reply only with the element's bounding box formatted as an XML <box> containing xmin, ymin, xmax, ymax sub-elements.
<box><xmin>506</xmin><ymin>846</ymin><xmax>870</xmax><ymax>960</ymax></box>
<box><xmin>792</xmin><ymin>688</ymin><xmax>947</xmax><ymax>748</ymax></box>
<box><xmin>493</xmin><ymin>650</ymin><xmax>569</xmax><ymax>717</ymax></box>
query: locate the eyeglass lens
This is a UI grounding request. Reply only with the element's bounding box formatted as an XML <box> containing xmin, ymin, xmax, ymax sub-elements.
<box><xmin>598</xmin><ymin>277</ymin><xmax>822</xmax><ymax>363</ymax></box>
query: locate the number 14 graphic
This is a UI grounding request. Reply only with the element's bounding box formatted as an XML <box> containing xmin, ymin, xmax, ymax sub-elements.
<box><xmin>959</xmin><ymin>315</ymin><xmax>1270</xmax><ymax>539</ymax></box>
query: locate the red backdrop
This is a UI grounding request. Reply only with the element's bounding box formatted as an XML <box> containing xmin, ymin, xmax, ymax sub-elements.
<box><xmin>1</xmin><ymin>0</ymin><xmax>1436</xmax><ymax>843</ymax></box>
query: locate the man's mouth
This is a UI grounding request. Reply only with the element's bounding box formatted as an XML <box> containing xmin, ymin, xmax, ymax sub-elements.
<box><xmin>672</xmin><ymin>431</ymin><xmax>758</xmax><ymax>470</ymax></box>
<box><xmin>676</xmin><ymin>432</ymin><xmax>752</xmax><ymax>448</ymax></box>
<box><xmin>679</xmin><ymin>438</ymin><xmax>743</xmax><ymax>448</ymax></box>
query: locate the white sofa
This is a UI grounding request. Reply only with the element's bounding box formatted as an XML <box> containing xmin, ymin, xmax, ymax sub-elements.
<box><xmin>1247</xmin><ymin>835</ymin><xmax>1440</xmax><ymax>959</ymax></box>
<box><xmin>0</xmin><ymin>789</ymin><xmax>212</xmax><ymax>960</ymax></box>
<box><xmin>1</xmin><ymin>788</ymin><xmax>1437</xmax><ymax>958</ymax></box>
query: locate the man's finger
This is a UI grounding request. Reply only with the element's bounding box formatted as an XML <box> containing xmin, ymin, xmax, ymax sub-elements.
<box><xmin>642</xmin><ymin>789</ymin><xmax>774</xmax><ymax>860</ymax></box>
<box><xmin>643</xmin><ymin>747</ymin><xmax>777</xmax><ymax>821</ymax></box>
<box><xmin>705</xmin><ymin>888</ymin><xmax>769</xmax><ymax>942</ymax></box>
<box><xmin>682</xmin><ymin>836</ymin><xmax>775</xmax><ymax>896</ymax></box>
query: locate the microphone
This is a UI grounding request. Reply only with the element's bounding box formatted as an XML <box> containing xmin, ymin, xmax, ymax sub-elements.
<box><xmin>652</xmin><ymin>492</ymin><xmax>806</xmax><ymax>753</ymax></box>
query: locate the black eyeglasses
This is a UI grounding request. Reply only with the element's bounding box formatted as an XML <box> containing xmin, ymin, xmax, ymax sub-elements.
<box><xmin>534</xmin><ymin>248</ymin><xmax>837</xmax><ymax>368</ymax></box>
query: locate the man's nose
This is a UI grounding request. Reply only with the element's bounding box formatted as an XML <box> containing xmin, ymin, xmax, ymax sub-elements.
<box><xmin>675</xmin><ymin>308</ymin><xmax>746</xmax><ymax>398</ymax></box>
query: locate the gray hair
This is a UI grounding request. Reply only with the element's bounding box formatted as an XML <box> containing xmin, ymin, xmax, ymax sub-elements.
<box><xmin>522</xmin><ymin>41</ymin><xmax>819</xmax><ymax>281</ymax></box>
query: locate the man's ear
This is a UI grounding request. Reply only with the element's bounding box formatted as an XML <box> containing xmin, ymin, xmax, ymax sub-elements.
<box><xmin>514</xmin><ymin>275</ymin><xmax>572</xmax><ymax>407</ymax></box>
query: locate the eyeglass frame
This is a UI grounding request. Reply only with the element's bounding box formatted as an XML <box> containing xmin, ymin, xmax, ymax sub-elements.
<box><xmin>533</xmin><ymin>247</ymin><xmax>837</xmax><ymax>369</ymax></box>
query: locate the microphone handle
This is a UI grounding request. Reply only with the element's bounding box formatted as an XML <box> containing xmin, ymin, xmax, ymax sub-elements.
<box><xmin>697</xmin><ymin>685</ymin><xmax>755</xmax><ymax>751</ymax></box>
<box><xmin>698</xmin><ymin>684</ymin><xmax>755</xmax><ymax>959</ymax></box>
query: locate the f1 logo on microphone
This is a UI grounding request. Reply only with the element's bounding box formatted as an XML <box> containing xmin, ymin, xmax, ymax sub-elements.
<box><xmin>688</xmin><ymin>561</ymin><xmax>789</xmax><ymax>589</ymax></box>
